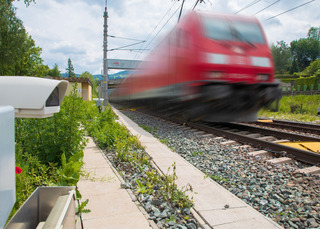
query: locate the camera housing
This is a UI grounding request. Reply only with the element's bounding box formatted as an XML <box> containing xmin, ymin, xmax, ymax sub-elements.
<box><xmin>0</xmin><ymin>76</ymin><xmax>68</xmax><ymax>118</ymax></box>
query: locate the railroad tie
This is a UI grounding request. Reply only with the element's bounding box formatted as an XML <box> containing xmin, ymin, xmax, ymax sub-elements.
<box><xmin>266</xmin><ymin>157</ymin><xmax>294</xmax><ymax>165</ymax></box>
<box><xmin>248</xmin><ymin>150</ymin><xmax>272</xmax><ymax>158</ymax></box>
<box><xmin>294</xmin><ymin>166</ymin><xmax>320</xmax><ymax>175</ymax></box>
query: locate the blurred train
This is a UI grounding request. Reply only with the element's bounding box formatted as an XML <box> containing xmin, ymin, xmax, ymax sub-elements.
<box><xmin>110</xmin><ymin>11</ymin><xmax>282</xmax><ymax>122</ymax></box>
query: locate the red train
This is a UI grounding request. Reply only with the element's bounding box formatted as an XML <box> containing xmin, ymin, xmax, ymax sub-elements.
<box><xmin>110</xmin><ymin>11</ymin><xmax>281</xmax><ymax>122</ymax></box>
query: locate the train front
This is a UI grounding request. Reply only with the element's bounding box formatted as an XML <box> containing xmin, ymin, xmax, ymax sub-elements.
<box><xmin>189</xmin><ymin>12</ymin><xmax>281</xmax><ymax>122</ymax></box>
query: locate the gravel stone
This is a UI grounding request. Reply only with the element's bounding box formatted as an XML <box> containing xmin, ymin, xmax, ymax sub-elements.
<box><xmin>119</xmin><ymin>108</ymin><xmax>320</xmax><ymax>228</ymax></box>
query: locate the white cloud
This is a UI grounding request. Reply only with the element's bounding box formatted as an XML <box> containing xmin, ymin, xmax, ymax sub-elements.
<box><xmin>13</xmin><ymin>0</ymin><xmax>320</xmax><ymax>75</ymax></box>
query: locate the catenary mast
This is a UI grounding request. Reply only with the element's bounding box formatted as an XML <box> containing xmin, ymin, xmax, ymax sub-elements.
<box><xmin>102</xmin><ymin>0</ymin><xmax>108</xmax><ymax>110</ymax></box>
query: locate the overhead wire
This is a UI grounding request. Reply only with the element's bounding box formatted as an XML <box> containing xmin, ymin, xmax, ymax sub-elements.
<box><xmin>192</xmin><ymin>0</ymin><xmax>200</xmax><ymax>10</ymax></box>
<box><xmin>191</xmin><ymin>0</ymin><xmax>207</xmax><ymax>10</ymax></box>
<box><xmin>107</xmin><ymin>35</ymin><xmax>145</xmax><ymax>42</ymax></box>
<box><xmin>234</xmin><ymin>0</ymin><xmax>261</xmax><ymax>14</ymax></box>
<box><xmin>253</xmin><ymin>0</ymin><xmax>280</xmax><ymax>15</ymax></box>
<box><xmin>177</xmin><ymin>0</ymin><xmax>186</xmax><ymax>22</ymax></box>
<box><xmin>265</xmin><ymin>0</ymin><xmax>315</xmax><ymax>21</ymax></box>
<box><xmin>135</xmin><ymin>3</ymin><xmax>182</xmax><ymax>60</ymax></box>
<box><xmin>108</xmin><ymin>41</ymin><xmax>146</xmax><ymax>51</ymax></box>
<box><xmin>134</xmin><ymin>1</ymin><xmax>178</xmax><ymax>60</ymax></box>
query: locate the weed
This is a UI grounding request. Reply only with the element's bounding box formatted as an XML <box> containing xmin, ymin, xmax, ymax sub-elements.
<box><xmin>210</xmin><ymin>174</ymin><xmax>234</xmax><ymax>185</ymax></box>
<box><xmin>140</xmin><ymin>124</ymin><xmax>153</xmax><ymax>133</ymax></box>
<box><xmin>192</xmin><ymin>151</ymin><xmax>203</xmax><ymax>156</ymax></box>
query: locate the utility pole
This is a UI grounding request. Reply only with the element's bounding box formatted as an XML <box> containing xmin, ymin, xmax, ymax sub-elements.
<box><xmin>102</xmin><ymin>0</ymin><xmax>108</xmax><ymax>111</ymax></box>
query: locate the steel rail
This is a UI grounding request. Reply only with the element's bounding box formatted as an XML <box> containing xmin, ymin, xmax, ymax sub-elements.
<box><xmin>127</xmin><ymin>108</ymin><xmax>320</xmax><ymax>165</ymax></box>
<box><xmin>253</xmin><ymin>120</ymin><xmax>320</xmax><ymax>135</ymax></box>
<box><xmin>220</xmin><ymin>122</ymin><xmax>320</xmax><ymax>142</ymax></box>
<box><xmin>186</xmin><ymin>122</ymin><xmax>320</xmax><ymax>165</ymax></box>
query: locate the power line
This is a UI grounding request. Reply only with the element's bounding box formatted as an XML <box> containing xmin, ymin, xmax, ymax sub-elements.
<box><xmin>136</xmin><ymin>3</ymin><xmax>182</xmax><ymax>59</ymax></box>
<box><xmin>134</xmin><ymin>1</ymin><xmax>177</xmax><ymax>60</ymax></box>
<box><xmin>144</xmin><ymin>4</ymin><xmax>181</xmax><ymax>50</ymax></box>
<box><xmin>192</xmin><ymin>0</ymin><xmax>207</xmax><ymax>10</ymax></box>
<box><xmin>187</xmin><ymin>0</ymin><xmax>210</xmax><ymax>12</ymax></box>
<box><xmin>178</xmin><ymin>0</ymin><xmax>186</xmax><ymax>22</ymax></box>
<box><xmin>253</xmin><ymin>0</ymin><xmax>280</xmax><ymax>15</ymax></box>
<box><xmin>108</xmin><ymin>35</ymin><xmax>144</xmax><ymax>42</ymax></box>
<box><xmin>108</xmin><ymin>41</ymin><xmax>146</xmax><ymax>51</ymax></box>
<box><xmin>234</xmin><ymin>0</ymin><xmax>261</xmax><ymax>14</ymax></box>
<box><xmin>265</xmin><ymin>0</ymin><xmax>315</xmax><ymax>21</ymax></box>
<box><xmin>192</xmin><ymin>0</ymin><xmax>200</xmax><ymax>10</ymax></box>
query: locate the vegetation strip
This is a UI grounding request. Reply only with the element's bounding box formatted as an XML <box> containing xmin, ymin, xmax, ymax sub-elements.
<box><xmin>86</xmin><ymin>106</ymin><xmax>198</xmax><ymax>228</ymax></box>
<box><xmin>11</xmin><ymin>86</ymin><xmax>90</xmax><ymax>221</ymax></box>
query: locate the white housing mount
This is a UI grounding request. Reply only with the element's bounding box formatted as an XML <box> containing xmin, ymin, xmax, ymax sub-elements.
<box><xmin>0</xmin><ymin>76</ymin><xmax>68</xmax><ymax>118</ymax></box>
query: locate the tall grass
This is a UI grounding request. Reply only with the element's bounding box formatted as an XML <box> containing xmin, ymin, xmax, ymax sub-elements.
<box><xmin>259</xmin><ymin>95</ymin><xmax>320</xmax><ymax>122</ymax></box>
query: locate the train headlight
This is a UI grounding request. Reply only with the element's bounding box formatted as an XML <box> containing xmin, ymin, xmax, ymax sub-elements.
<box><xmin>251</xmin><ymin>57</ymin><xmax>271</xmax><ymax>67</ymax></box>
<box><xmin>207</xmin><ymin>71</ymin><xmax>224</xmax><ymax>79</ymax></box>
<box><xmin>257</xmin><ymin>74</ymin><xmax>269</xmax><ymax>81</ymax></box>
<box><xmin>207</xmin><ymin>53</ymin><xmax>228</xmax><ymax>64</ymax></box>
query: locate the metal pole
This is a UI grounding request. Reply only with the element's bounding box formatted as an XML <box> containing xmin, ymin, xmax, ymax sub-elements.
<box><xmin>102</xmin><ymin>0</ymin><xmax>108</xmax><ymax>111</ymax></box>
<box><xmin>177</xmin><ymin>0</ymin><xmax>186</xmax><ymax>22</ymax></box>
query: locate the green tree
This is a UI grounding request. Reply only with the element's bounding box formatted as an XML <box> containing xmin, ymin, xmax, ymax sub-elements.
<box><xmin>0</xmin><ymin>1</ymin><xmax>26</xmax><ymax>75</ymax></box>
<box><xmin>301</xmin><ymin>59</ymin><xmax>320</xmax><ymax>76</ymax></box>
<box><xmin>308</xmin><ymin>27</ymin><xmax>320</xmax><ymax>40</ymax></box>
<box><xmin>290</xmin><ymin>38</ymin><xmax>320</xmax><ymax>73</ymax></box>
<box><xmin>0</xmin><ymin>0</ymin><xmax>48</xmax><ymax>76</ymax></box>
<box><xmin>66</xmin><ymin>58</ymin><xmax>76</xmax><ymax>77</ymax></box>
<box><xmin>16</xmin><ymin>34</ymin><xmax>49</xmax><ymax>77</ymax></box>
<box><xmin>271</xmin><ymin>41</ymin><xmax>292</xmax><ymax>74</ymax></box>
<box><xmin>13</xmin><ymin>0</ymin><xmax>36</xmax><ymax>6</ymax></box>
<box><xmin>48</xmin><ymin>63</ymin><xmax>61</xmax><ymax>77</ymax></box>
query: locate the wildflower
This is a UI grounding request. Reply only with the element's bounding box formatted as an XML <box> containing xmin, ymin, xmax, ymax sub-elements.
<box><xmin>15</xmin><ymin>166</ymin><xmax>22</xmax><ymax>174</ymax></box>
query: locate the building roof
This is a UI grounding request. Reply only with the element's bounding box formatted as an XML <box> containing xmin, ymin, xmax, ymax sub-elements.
<box><xmin>45</xmin><ymin>77</ymin><xmax>92</xmax><ymax>86</ymax></box>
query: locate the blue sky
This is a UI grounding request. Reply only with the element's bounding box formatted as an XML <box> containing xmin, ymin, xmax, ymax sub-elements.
<box><xmin>13</xmin><ymin>0</ymin><xmax>320</xmax><ymax>74</ymax></box>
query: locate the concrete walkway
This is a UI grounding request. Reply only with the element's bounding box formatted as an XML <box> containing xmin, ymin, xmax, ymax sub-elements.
<box><xmin>112</xmin><ymin>108</ymin><xmax>282</xmax><ymax>229</ymax></box>
<box><xmin>77</xmin><ymin>137</ymin><xmax>152</xmax><ymax>229</ymax></box>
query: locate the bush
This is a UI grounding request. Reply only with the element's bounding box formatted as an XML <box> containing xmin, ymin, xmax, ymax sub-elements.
<box><xmin>280</xmin><ymin>78</ymin><xmax>297</xmax><ymax>83</ymax></box>
<box><xmin>294</xmin><ymin>76</ymin><xmax>318</xmax><ymax>90</ymax></box>
<box><xmin>11</xmin><ymin>85</ymin><xmax>88</xmax><ymax>219</ymax></box>
<box><xmin>275</xmin><ymin>74</ymin><xmax>299</xmax><ymax>79</ymax></box>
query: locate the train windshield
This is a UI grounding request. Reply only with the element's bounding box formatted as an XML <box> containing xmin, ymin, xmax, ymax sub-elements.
<box><xmin>202</xmin><ymin>16</ymin><xmax>265</xmax><ymax>44</ymax></box>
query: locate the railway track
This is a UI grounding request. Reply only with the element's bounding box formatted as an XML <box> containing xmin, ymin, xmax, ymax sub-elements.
<box><xmin>186</xmin><ymin>121</ymin><xmax>320</xmax><ymax>165</ymax></box>
<box><xmin>143</xmin><ymin>111</ymin><xmax>320</xmax><ymax>165</ymax></box>
<box><xmin>250</xmin><ymin>119</ymin><xmax>320</xmax><ymax>135</ymax></box>
<box><xmin>117</xmin><ymin>106</ymin><xmax>320</xmax><ymax>228</ymax></box>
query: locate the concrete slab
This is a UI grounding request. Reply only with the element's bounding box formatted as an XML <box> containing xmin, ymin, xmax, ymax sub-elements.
<box><xmin>267</xmin><ymin>157</ymin><xmax>294</xmax><ymax>165</ymax></box>
<box><xmin>78</xmin><ymin>137</ymin><xmax>151</xmax><ymax>229</ymax></box>
<box><xmin>246</xmin><ymin>133</ymin><xmax>261</xmax><ymax>138</ymax></box>
<box><xmin>233</xmin><ymin>145</ymin><xmax>251</xmax><ymax>149</ymax></box>
<box><xmin>221</xmin><ymin>140</ymin><xmax>236</xmax><ymax>146</ymax></box>
<box><xmin>248</xmin><ymin>150</ymin><xmax>272</xmax><ymax>157</ymax></box>
<box><xmin>199</xmin><ymin>207</ymin><xmax>279</xmax><ymax>228</ymax></box>
<box><xmin>295</xmin><ymin>166</ymin><xmax>320</xmax><ymax>174</ymax></box>
<box><xmin>258</xmin><ymin>136</ymin><xmax>276</xmax><ymax>142</ymax></box>
<box><xmin>112</xmin><ymin>107</ymin><xmax>282</xmax><ymax>229</ymax></box>
<box><xmin>202</xmin><ymin>134</ymin><xmax>214</xmax><ymax>138</ymax></box>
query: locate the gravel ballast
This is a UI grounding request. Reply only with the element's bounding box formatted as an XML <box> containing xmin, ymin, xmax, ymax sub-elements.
<box><xmin>120</xmin><ymin>109</ymin><xmax>320</xmax><ymax>229</ymax></box>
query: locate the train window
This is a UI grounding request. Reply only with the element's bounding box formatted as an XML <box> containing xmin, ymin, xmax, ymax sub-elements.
<box><xmin>202</xmin><ymin>17</ymin><xmax>233</xmax><ymax>41</ymax></box>
<box><xmin>202</xmin><ymin>16</ymin><xmax>265</xmax><ymax>44</ymax></box>
<box><xmin>232</xmin><ymin>21</ymin><xmax>265</xmax><ymax>44</ymax></box>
